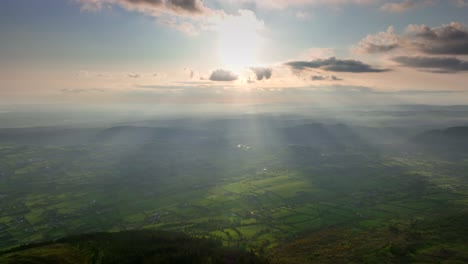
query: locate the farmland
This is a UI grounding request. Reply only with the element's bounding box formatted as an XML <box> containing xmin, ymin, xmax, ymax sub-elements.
<box><xmin>1</xmin><ymin>120</ymin><xmax>468</xmax><ymax>263</ymax></box>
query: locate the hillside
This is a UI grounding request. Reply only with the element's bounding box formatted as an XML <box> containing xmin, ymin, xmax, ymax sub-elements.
<box><xmin>0</xmin><ymin>230</ymin><xmax>268</xmax><ymax>264</ymax></box>
<box><xmin>412</xmin><ymin>126</ymin><xmax>468</xmax><ymax>152</ymax></box>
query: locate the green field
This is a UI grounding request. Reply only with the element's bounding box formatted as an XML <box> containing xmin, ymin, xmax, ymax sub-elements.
<box><xmin>1</xmin><ymin>136</ymin><xmax>468</xmax><ymax>263</ymax></box>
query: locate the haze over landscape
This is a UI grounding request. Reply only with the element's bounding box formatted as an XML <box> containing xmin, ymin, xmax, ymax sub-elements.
<box><xmin>1</xmin><ymin>1</ymin><xmax>468</xmax><ymax>263</ymax></box>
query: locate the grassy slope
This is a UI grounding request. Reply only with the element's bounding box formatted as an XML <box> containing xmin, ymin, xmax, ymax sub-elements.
<box><xmin>270</xmin><ymin>210</ymin><xmax>468</xmax><ymax>264</ymax></box>
<box><xmin>0</xmin><ymin>230</ymin><xmax>268</xmax><ymax>264</ymax></box>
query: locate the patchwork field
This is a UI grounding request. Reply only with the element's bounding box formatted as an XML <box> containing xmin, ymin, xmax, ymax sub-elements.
<box><xmin>1</xmin><ymin>139</ymin><xmax>468</xmax><ymax>262</ymax></box>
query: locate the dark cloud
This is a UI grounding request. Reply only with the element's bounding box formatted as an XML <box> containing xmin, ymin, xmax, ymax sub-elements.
<box><xmin>126</xmin><ymin>0</ymin><xmax>163</xmax><ymax>5</ymax></box>
<box><xmin>311</xmin><ymin>75</ymin><xmax>342</xmax><ymax>81</ymax></box>
<box><xmin>128</xmin><ymin>73</ymin><xmax>141</xmax><ymax>78</ymax></box>
<box><xmin>78</xmin><ymin>0</ymin><xmax>205</xmax><ymax>15</ymax></box>
<box><xmin>392</xmin><ymin>56</ymin><xmax>468</xmax><ymax>72</ymax></box>
<box><xmin>165</xmin><ymin>0</ymin><xmax>203</xmax><ymax>13</ymax></box>
<box><xmin>209</xmin><ymin>69</ymin><xmax>238</xmax><ymax>82</ymax></box>
<box><xmin>285</xmin><ymin>57</ymin><xmax>389</xmax><ymax>73</ymax></box>
<box><xmin>311</xmin><ymin>75</ymin><xmax>326</xmax><ymax>81</ymax></box>
<box><xmin>407</xmin><ymin>22</ymin><xmax>468</xmax><ymax>55</ymax></box>
<box><xmin>357</xmin><ymin>22</ymin><xmax>468</xmax><ymax>55</ymax></box>
<box><xmin>251</xmin><ymin>67</ymin><xmax>273</xmax><ymax>80</ymax></box>
<box><xmin>119</xmin><ymin>0</ymin><xmax>204</xmax><ymax>13</ymax></box>
<box><xmin>362</xmin><ymin>43</ymin><xmax>399</xmax><ymax>53</ymax></box>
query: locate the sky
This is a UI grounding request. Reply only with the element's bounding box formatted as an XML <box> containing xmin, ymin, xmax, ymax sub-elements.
<box><xmin>0</xmin><ymin>0</ymin><xmax>468</xmax><ymax>106</ymax></box>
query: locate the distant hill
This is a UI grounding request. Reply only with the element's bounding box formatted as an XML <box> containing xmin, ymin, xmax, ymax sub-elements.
<box><xmin>0</xmin><ymin>122</ymin><xmax>398</xmax><ymax>148</ymax></box>
<box><xmin>283</xmin><ymin>123</ymin><xmax>367</xmax><ymax>147</ymax></box>
<box><xmin>96</xmin><ymin>126</ymin><xmax>212</xmax><ymax>144</ymax></box>
<box><xmin>0</xmin><ymin>230</ymin><xmax>268</xmax><ymax>264</ymax></box>
<box><xmin>0</xmin><ymin>126</ymin><xmax>216</xmax><ymax>146</ymax></box>
<box><xmin>423</xmin><ymin>126</ymin><xmax>468</xmax><ymax>140</ymax></box>
<box><xmin>413</xmin><ymin>126</ymin><xmax>468</xmax><ymax>151</ymax></box>
<box><xmin>0</xmin><ymin>128</ymin><xmax>98</xmax><ymax>145</ymax></box>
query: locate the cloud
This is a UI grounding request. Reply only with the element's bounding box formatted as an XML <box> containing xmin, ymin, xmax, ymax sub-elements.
<box><xmin>406</xmin><ymin>22</ymin><xmax>468</xmax><ymax>55</ymax></box>
<box><xmin>355</xmin><ymin>26</ymin><xmax>400</xmax><ymax>53</ymax></box>
<box><xmin>311</xmin><ymin>75</ymin><xmax>326</xmax><ymax>81</ymax></box>
<box><xmin>76</xmin><ymin>0</ymin><xmax>214</xmax><ymax>35</ymax></box>
<box><xmin>165</xmin><ymin>0</ymin><xmax>204</xmax><ymax>13</ymax></box>
<box><xmin>356</xmin><ymin>22</ymin><xmax>468</xmax><ymax>55</ymax></box>
<box><xmin>128</xmin><ymin>73</ymin><xmax>141</xmax><ymax>78</ymax></box>
<box><xmin>380</xmin><ymin>0</ymin><xmax>436</xmax><ymax>12</ymax></box>
<box><xmin>77</xmin><ymin>0</ymin><xmax>206</xmax><ymax>15</ymax></box>
<box><xmin>311</xmin><ymin>75</ymin><xmax>342</xmax><ymax>81</ymax></box>
<box><xmin>209</xmin><ymin>69</ymin><xmax>239</xmax><ymax>81</ymax></box>
<box><xmin>251</xmin><ymin>67</ymin><xmax>273</xmax><ymax>80</ymax></box>
<box><xmin>76</xmin><ymin>1</ymin><xmax>266</xmax><ymax>37</ymax></box>
<box><xmin>224</xmin><ymin>0</ymin><xmax>376</xmax><ymax>10</ymax></box>
<box><xmin>184</xmin><ymin>67</ymin><xmax>196</xmax><ymax>79</ymax></box>
<box><xmin>392</xmin><ymin>56</ymin><xmax>468</xmax><ymax>72</ymax></box>
<box><xmin>380</xmin><ymin>0</ymin><xmax>468</xmax><ymax>11</ymax></box>
<box><xmin>285</xmin><ymin>57</ymin><xmax>389</xmax><ymax>73</ymax></box>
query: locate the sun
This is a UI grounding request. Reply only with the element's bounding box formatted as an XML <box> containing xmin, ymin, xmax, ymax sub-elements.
<box><xmin>217</xmin><ymin>11</ymin><xmax>261</xmax><ymax>71</ymax></box>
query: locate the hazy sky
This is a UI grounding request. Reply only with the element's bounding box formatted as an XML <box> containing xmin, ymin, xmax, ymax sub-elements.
<box><xmin>0</xmin><ymin>0</ymin><xmax>467</xmax><ymax>106</ymax></box>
